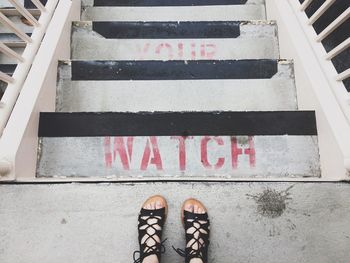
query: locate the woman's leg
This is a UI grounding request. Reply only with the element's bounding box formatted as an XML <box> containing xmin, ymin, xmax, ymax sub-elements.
<box><xmin>182</xmin><ymin>199</ymin><xmax>210</xmax><ymax>263</ymax></box>
<box><xmin>135</xmin><ymin>195</ymin><xmax>168</xmax><ymax>263</ymax></box>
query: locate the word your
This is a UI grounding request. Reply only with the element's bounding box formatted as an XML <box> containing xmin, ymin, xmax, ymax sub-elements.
<box><xmin>104</xmin><ymin>136</ymin><xmax>256</xmax><ymax>171</ymax></box>
<box><xmin>137</xmin><ymin>42</ymin><xmax>217</xmax><ymax>60</ymax></box>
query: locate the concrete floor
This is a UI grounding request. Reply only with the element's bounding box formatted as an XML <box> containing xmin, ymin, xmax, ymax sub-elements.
<box><xmin>0</xmin><ymin>182</ymin><xmax>349</xmax><ymax>263</ymax></box>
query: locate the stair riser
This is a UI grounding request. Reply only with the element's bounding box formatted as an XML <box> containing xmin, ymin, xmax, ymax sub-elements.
<box><xmin>72</xmin><ymin>22</ymin><xmax>279</xmax><ymax>60</ymax></box>
<box><xmin>37</xmin><ymin>136</ymin><xmax>320</xmax><ymax>178</ymax></box>
<box><xmin>82</xmin><ymin>6</ymin><xmax>266</xmax><ymax>21</ymax></box>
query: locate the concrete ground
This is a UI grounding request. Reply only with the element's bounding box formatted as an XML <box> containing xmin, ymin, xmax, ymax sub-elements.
<box><xmin>0</xmin><ymin>182</ymin><xmax>349</xmax><ymax>263</ymax></box>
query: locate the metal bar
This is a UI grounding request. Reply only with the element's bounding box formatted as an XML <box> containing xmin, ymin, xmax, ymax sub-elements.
<box><xmin>326</xmin><ymin>38</ymin><xmax>350</xmax><ymax>60</ymax></box>
<box><xmin>0</xmin><ymin>12</ymin><xmax>32</xmax><ymax>43</ymax></box>
<box><xmin>308</xmin><ymin>0</ymin><xmax>336</xmax><ymax>25</ymax></box>
<box><xmin>300</xmin><ymin>0</ymin><xmax>313</xmax><ymax>11</ymax></box>
<box><xmin>0</xmin><ymin>42</ymin><xmax>24</xmax><ymax>62</ymax></box>
<box><xmin>8</xmin><ymin>0</ymin><xmax>39</xmax><ymax>26</ymax></box>
<box><xmin>30</xmin><ymin>0</ymin><xmax>46</xmax><ymax>12</ymax></box>
<box><xmin>0</xmin><ymin>71</ymin><xmax>15</xmax><ymax>83</ymax></box>
<box><xmin>316</xmin><ymin>7</ymin><xmax>350</xmax><ymax>42</ymax></box>
<box><xmin>336</xmin><ymin>68</ymin><xmax>350</xmax><ymax>81</ymax></box>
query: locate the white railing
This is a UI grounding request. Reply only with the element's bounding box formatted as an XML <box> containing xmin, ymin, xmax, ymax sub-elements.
<box><xmin>0</xmin><ymin>0</ymin><xmax>81</xmax><ymax>180</ymax></box>
<box><xmin>294</xmin><ymin>0</ymin><xmax>350</xmax><ymax>176</ymax></box>
<box><xmin>297</xmin><ymin>0</ymin><xmax>350</xmax><ymax>120</ymax></box>
<box><xmin>0</xmin><ymin>0</ymin><xmax>59</xmax><ymax>136</ymax></box>
<box><xmin>265</xmin><ymin>0</ymin><xmax>350</xmax><ymax>180</ymax></box>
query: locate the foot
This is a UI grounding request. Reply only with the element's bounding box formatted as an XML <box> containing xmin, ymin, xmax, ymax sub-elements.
<box><xmin>182</xmin><ymin>199</ymin><xmax>210</xmax><ymax>263</ymax></box>
<box><xmin>134</xmin><ymin>195</ymin><xmax>168</xmax><ymax>263</ymax></box>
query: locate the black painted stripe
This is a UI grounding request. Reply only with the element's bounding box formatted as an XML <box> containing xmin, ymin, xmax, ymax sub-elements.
<box><xmin>94</xmin><ymin>0</ymin><xmax>248</xmax><ymax>6</ymax></box>
<box><xmin>24</xmin><ymin>0</ymin><xmax>47</xmax><ymax>8</ymax></box>
<box><xmin>71</xmin><ymin>60</ymin><xmax>278</xmax><ymax>80</ymax></box>
<box><xmin>38</xmin><ymin>111</ymin><xmax>318</xmax><ymax>137</ymax></box>
<box><xmin>92</xmin><ymin>21</ymin><xmax>240</xmax><ymax>39</ymax></box>
<box><xmin>0</xmin><ymin>64</ymin><xmax>17</xmax><ymax>76</ymax></box>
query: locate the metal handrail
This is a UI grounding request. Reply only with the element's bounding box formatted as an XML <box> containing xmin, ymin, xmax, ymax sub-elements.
<box><xmin>0</xmin><ymin>0</ymin><xmax>58</xmax><ymax>137</ymax></box>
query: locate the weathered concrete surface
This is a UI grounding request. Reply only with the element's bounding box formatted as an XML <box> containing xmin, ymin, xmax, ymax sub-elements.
<box><xmin>81</xmin><ymin>0</ymin><xmax>266</xmax><ymax>7</ymax></box>
<box><xmin>0</xmin><ymin>0</ymin><xmax>24</xmax><ymax>8</ymax></box>
<box><xmin>71</xmin><ymin>21</ymin><xmax>279</xmax><ymax>60</ymax></box>
<box><xmin>56</xmin><ymin>62</ymin><xmax>297</xmax><ymax>112</ymax></box>
<box><xmin>0</xmin><ymin>15</ymin><xmax>33</xmax><ymax>34</ymax></box>
<box><xmin>37</xmin><ymin>136</ymin><xmax>320</xmax><ymax>178</ymax></box>
<box><xmin>0</xmin><ymin>47</ymin><xmax>23</xmax><ymax>64</ymax></box>
<box><xmin>81</xmin><ymin>5</ymin><xmax>266</xmax><ymax>21</ymax></box>
<box><xmin>0</xmin><ymin>182</ymin><xmax>349</xmax><ymax>263</ymax></box>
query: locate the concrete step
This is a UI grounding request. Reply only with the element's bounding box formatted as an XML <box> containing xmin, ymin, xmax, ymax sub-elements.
<box><xmin>72</xmin><ymin>21</ymin><xmax>279</xmax><ymax>60</ymax></box>
<box><xmin>56</xmin><ymin>60</ymin><xmax>296</xmax><ymax>112</ymax></box>
<box><xmin>81</xmin><ymin>5</ymin><xmax>266</xmax><ymax>21</ymax></box>
<box><xmin>0</xmin><ymin>33</ymin><xmax>27</xmax><ymax>47</ymax></box>
<box><xmin>0</xmin><ymin>15</ymin><xmax>33</xmax><ymax>34</ymax></box>
<box><xmin>1</xmin><ymin>182</ymin><xmax>348</xmax><ymax>262</ymax></box>
<box><xmin>37</xmin><ymin>111</ymin><xmax>320</xmax><ymax>179</ymax></box>
<box><xmin>0</xmin><ymin>47</ymin><xmax>24</xmax><ymax>63</ymax></box>
<box><xmin>83</xmin><ymin>0</ymin><xmax>265</xmax><ymax>7</ymax></box>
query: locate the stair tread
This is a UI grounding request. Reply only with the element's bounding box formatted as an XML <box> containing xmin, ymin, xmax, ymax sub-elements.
<box><xmin>56</xmin><ymin>79</ymin><xmax>297</xmax><ymax>112</ymax></box>
<box><xmin>38</xmin><ymin>111</ymin><xmax>319</xmax><ymax>178</ymax></box>
<box><xmin>92</xmin><ymin>0</ymin><xmax>265</xmax><ymax>6</ymax></box>
<box><xmin>38</xmin><ymin>134</ymin><xmax>320</xmax><ymax>178</ymax></box>
<box><xmin>81</xmin><ymin>5</ymin><xmax>266</xmax><ymax>21</ymax></box>
<box><xmin>72</xmin><ymin>21</ymin><xmax>279</xmax><ymax>60</ymax></box>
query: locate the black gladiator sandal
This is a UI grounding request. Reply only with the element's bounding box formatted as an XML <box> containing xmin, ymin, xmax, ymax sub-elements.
<box><xmin>133</xmin><ymin>196</ymin><xmax>168</xmax><ymax>263</ymax></box>
<box><xmin>173</xmin><ymin>199</ymin><xmax>210</xmax><ymax>263</ymax></box>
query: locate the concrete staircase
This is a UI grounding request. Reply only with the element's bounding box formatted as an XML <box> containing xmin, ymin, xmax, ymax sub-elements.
<box><xmin>36</xmin><ymin>0</ymin><xmax>321</xmax><ymax>179</ymax></box>
<box><xmin>1</xmin><ymin>0</ymin><xmax>350</xmax><ymax>262</ymax></box>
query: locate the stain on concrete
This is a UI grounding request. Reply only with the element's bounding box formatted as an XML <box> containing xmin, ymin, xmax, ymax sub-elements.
<box><xmin>248</xmin><ymin>186</ymin><xmax>293</xmax><ymax>218</ymax></box>
<box><xmin>61</xmin><ymin>218</ymin><xmax>67</xmax><ymax>224</ymax></box>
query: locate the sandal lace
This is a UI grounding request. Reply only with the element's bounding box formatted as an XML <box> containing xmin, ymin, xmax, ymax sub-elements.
<box><xmin>133</xmin><ymin>239</ymin><xmax>167</xmax><ymax>263</ymax></box>
<box><xmin>133</xmin><ymin>208</ymin><xmax>166</xmax><ymax>263</ymax></box>
<box><xmin>173</xmin><ymin>214</ymin><xmax>210</xmax><ymax>263</ymax></box>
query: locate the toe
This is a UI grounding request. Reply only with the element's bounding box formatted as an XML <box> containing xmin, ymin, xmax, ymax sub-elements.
<box><xmin>156</xmin><ymin>201</ymin><xmax>163</xmax><ymax>209</ymax></box>
<box><xmin>185</xmin><ymin>204</ymin><xmax>194</xmax><ymax>213</ymax></box>
<box><xmin>194</xmin><ymin>205</ymin><xmax>199</xmax><ymax>213</ymax></box>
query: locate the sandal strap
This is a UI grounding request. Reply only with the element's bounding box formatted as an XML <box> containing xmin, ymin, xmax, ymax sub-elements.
<box><xmin>133</xmin><ymin>207</ymin><xmax>166</xmax><ymax>263</ymax></box>
<box><xmin>174</xmin><ymin>210</ymin><xmax>210</xmax><ymax>263</ymax></box>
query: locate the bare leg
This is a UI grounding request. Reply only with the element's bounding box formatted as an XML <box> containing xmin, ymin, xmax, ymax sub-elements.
<box><xmin>139</xmin><ymin>197</ymin><xmax>167</xmax><ymax>263</ymax></box>
<box><xmin>183</xmin><ymin>201</ymin><xmax>209</xmax><ymax>263</ymax></box>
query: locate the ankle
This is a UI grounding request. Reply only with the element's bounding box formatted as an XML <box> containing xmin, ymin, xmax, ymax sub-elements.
<box><xmin>142</xmin><ymin>255</ymin><xmax>159</xmax><ymax>263</ymax></box>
